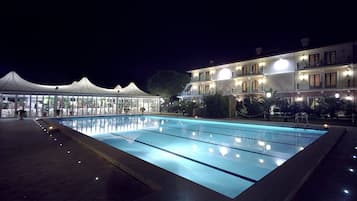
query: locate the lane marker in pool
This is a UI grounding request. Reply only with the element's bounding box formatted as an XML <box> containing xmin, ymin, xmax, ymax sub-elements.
<box><xmin>110</xmin><ymin>132</ymin><xmax>258</xmax><ymax>183</ymax></box>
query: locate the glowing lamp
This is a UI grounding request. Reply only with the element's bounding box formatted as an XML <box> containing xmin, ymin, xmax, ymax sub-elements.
<box><xmin>274</xmin><ymin>59</ymin><xmax>289</xmax><ymax>71</ymax></box>
<box><xmin>295</xmin><ymin>96</ymin><xmax>303</xmax><ymax>102</ymax></box>
<box><xmin>345</xmin><ymin>95</ymin><xmax>353</xmax><ymax>101</ymax></box>
<box><xmin>217</xmin><ymin>68</ymin><xmax>232</xmax><ymax>80</ymax></box>
<box><xmin>259</xmin><ymin>62</ymin><xmax>266</xmax><ymax>67</ymax></box>
<box><xmin>323</xmin><ymin>123</ymin><xmax>329</xmax><ymax>129</ymax></box>
<box><xmin>299</xmin><ymin>55</ymin><xmax>308</xmax><ymax>61</ymax></box>
<box><xmin>266</xmin><ymin>92</ymin><xmax>272</xmax><ymax>98</ymax></box>
<box><xmin>335</xmin><ymin>93</ymin><xmax>340</xmax><ymax>99</ymax></box>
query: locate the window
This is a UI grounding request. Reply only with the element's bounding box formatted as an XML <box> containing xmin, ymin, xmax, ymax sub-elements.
<box><xmin>324</xmin><ymin>51</ymin><xmax>336</xmax><ymax>65</ymax></box>
<box><xmin>252</xmin><ymin>80</ymin><xmax>258</xmax><ymax>91</ymax></box>
<box><xmin>309</xmin><ymin>74</ymin><xmax>321</xmax><ymax>88</ymax></box>
<box><xmin>325</xmin><ymin>72</ymin><xmax>337</xmax><ymax>88</ymax></box>
<box><xmin>204</xmin><ymin>85</ymin><xmax>210</xmax><ymax>94</ymax></box>
<box><xmin>242</xmin><ymin>81</ymin><xmax>248</xmax><ymax>92</ymax></box>
<box><xmin>205</xmin><ymin>71</ymin><xmax>210</xmax><ymax>80</ymax></box>
<box><xmin>251</xmin><ymin>64</ymin><xmax>259</xmax><ymax>74</ymax></box>
<box><xmin>199</xmin><ymin>72</ymin><xmax>204</xmax><ymax>81</ymax></box>
<box><xmin>242</xmin><ymin>65</ymin><xmax>249</xmax><ymax>75</ymax></box>
<box><xmin>309</xmin><ymin>53</ymin><xmax>320</xmax><ymax>67</ymax></box>
<box><xmin>198</xmin><ymin>85</ymin><xmax>204</xmax><ymax>94</ymax></box>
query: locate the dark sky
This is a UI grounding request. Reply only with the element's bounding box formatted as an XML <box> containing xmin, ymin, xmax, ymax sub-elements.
<box><xmin>0</xmin><ymin>1</ymin><xmax>356</xmax><ymax>90</ymax></box>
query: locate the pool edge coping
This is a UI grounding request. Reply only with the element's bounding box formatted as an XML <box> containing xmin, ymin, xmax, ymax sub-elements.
<box><xmin>41</xmin><ymin>116</ymin><xmax>344</xmax><ymax>201</ymax></box>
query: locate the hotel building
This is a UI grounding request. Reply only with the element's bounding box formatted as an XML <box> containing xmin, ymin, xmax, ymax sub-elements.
<box><xmin>0</xmin><ymin>71</ymin><xmax>160</xmax><ymax>118</ymax></box>
<box><xmin>181</xmin><ymin>41</ymin><xmax>356</xmax><ymax>106</ymax></box>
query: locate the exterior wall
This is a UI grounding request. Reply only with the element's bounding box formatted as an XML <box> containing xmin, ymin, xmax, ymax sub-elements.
<box><xmin>0</xmin><ymin>93</ymin><xmax>160</xmax><ymax>118</ymax></box>
<box><xmin>182</xmin><ymin>42</ymin><xmax>357</xmax><ymax>105</ymax></box>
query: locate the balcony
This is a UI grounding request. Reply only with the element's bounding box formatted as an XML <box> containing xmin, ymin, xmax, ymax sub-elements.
<box><xmin>236</xmin><ymin>71</ymin><xmax>263</xmax><ymax>77</ymax></box>
<box><xmin>297</xmin><ymin>59</ymin><xmax>352</xmax><ymax>70</ymax></box>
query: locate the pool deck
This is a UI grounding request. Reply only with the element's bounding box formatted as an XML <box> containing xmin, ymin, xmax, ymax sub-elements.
<box><xmin>0</xmin><ymin>119</ymin><xmax>152</xmax><ymax>201</ymax></box>
<box><xmin>0</xmin><ymin>117</ymin><xmax>356</xmax><ymax>201</ymax></box>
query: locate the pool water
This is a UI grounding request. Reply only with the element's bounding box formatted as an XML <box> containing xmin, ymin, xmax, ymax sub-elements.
<box><xmin>59</xmin><ymin>115</ymin><xmax>326</xmax><ymax>198</ymax></box>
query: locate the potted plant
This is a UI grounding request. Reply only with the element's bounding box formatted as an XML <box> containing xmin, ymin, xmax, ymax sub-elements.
<box><xmin>140</xmin><ymin>107</ymin><xmax>146</xmax><ymax>114</ymax></box>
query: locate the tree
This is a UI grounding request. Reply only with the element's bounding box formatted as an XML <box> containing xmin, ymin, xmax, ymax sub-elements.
<box><xmin>147</xmin><ymin>70</ymin><xmax>190</xmax><ymax>98</ymax></box>
<box><xmin>203</xmin><ymin>94</ymin><xmax>229</xmax><ymax>118</ymax></box>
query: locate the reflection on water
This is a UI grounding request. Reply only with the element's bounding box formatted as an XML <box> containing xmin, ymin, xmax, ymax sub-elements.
<box><xmin>60</xmin><ymin>115</ymin><xmax>159</xmax><ymax>136</ymax></box>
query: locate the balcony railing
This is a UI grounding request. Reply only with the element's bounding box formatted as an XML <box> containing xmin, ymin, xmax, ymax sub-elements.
<box><xmin>297</xmin><ymin>59</ymin><xmax>352</xmax><ymax>70</ymax></box>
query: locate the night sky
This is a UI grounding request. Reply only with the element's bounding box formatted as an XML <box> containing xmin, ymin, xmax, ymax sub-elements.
<box><xmin>1</xmin><ymin>1</ymin><xmax>356</xmax><ymax>90</ymax></box>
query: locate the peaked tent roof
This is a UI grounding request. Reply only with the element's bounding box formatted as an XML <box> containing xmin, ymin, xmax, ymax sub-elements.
<box><xmin>0</xmin><ymin>71</ymin><xmax>56</xmax><ymax>93</ymax></box>
<box><xmin>0</xmin><ymin>71</ymin><xmax>156</xmax><ymax>97</ymax></box>
<box><xmin>119</xmin><ymin>82</ymin><xmax>152</xmax><ymax>96</ymax></box>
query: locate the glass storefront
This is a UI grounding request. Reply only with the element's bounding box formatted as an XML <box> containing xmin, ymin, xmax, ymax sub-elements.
<box><xmin>0</xmin><ymin>94</ymin><xmax>160</xmax><ymax>118</ymax></box>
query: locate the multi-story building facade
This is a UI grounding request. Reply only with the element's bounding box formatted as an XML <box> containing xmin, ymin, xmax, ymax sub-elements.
<box><xmin>181</xmin><ymin>41</ymin><xmax>357</xmax><ymax>106</ymax></box>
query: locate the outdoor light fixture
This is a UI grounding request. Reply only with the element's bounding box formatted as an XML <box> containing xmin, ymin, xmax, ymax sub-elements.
<box><xmin>335</xmin><ymin>93</ymin><xmax>340</xmax><ymax>99</ymax></box>
<box><xmin>259</xmin><ymin>159</ymin><xmax>264</xmax><ymax>163</ymax></box>
<box><xmin>299</xmin><ymin>55</ymin><xmax>308</xmax><ymax>61</ymax></box>
<box><xmin>258</xmin><ymin>141</ymin><xmax>265</xmax><ymax>146</ymax></box>
<box><xmin>353</xmin><ymin>155</ymin><xmax>357</xmax><ymax>159</ymax></box>
<box><xmin>67</xmin><ymin>150</ymin><xmax>71</xmax><ymax>154</ymax></box>
<box><xmin>299</xmin><ymin>74</ymin><xmax>308</xmax><ymax>81</ymax></box>
<box><xmin>299</xmin><ymin>147</ymin><xmax>304</xmax><ymax>151</ymax></box>
<box><xmin>266</xmin><ymin>92</ymin><xmax>272</xmax><ymax>98</ymax></box>
<box><xmin>217</xmin><ymin>68</ymin><xmax>232</xmax><ymax>80</ymax></box>
<box><xmin>343</xmin><ymin>189</ymin><xmax>350</xmax><ymax>195</ymax></box>
<box><xmin>345</xmin><ymin>95</ymin><xmax>353</xmax><ymax>101</ymax></box>
<box><xmin>235</xmin><ymin>80</ymin><xmax>242</xmax><ymax>86</ymax></box>
<box><xmin>78</xmin><ymin>160</ymin><xmax>82</xmax><ymax>164</ymax></box>
<box><xmin>208</xmin><ymin>148</ymin><xmax>214</xmax><ymax>153</ymax></box>
<box><xmin>323</xmin><ymin>123</ymin><xmax>329</xmax><ymax>128</ymax></box>
<box><xmin>235</xmin><ymin>154</ymin><xmax>240</xmax><ymax>158</ymax></box>
<box><xmin>95</xmin><ymin>177</ymin><xmax>99</xmax><ymax>181</ymax></box>
<box><xmin>195</xmin><ymin>115</ymin><xmax>198</xmax><ymax>119</ymax></box>
<box><xmin>258</xmin><ymin>78</ymin><xmax>266</xmax><ymax>84</ymax></box>
<box><xmin>49</xmin><ymin>126</ymin><xmax>53</xmax><ymax>130</ymax></box>
<box><xmin>192</xmin><ymin>132</ymin><xmax>196</xmax><ymax>136</ymax></box>
<box><xmin>343</xmin><ymin>69</ymin><xmax>353</xmax><ymax>77</ymax></box>
<box><xmin>348</xmin><ymin>168</ymin><xmax>354</xmax><ymax>173</ymax></box>
<box><xmin>274</xmin><ymin>59</ymin><xmax>289</xmax><ymax>71</ymax></box>
<box><xmin>258</xmin><ymin>62</ymin><xmax>266</xmax><ymax>67</ymax></box>
<box><xmin>295</xmin><ymin>96</ymin><xmax>303</xmax><ymax>102</ymax></box>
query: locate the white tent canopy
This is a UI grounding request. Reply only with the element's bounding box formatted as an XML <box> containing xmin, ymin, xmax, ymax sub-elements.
<box><xmin>0</xmin><ymin>71</ymin><xmax>155</xmax><ymax>97</ymax></box>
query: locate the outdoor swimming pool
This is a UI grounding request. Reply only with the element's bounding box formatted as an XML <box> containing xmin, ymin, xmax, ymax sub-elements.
<box><xmin>58</xmin><ymin>115</ymin><xmax>326</xmax><ymax>198</ymax></box>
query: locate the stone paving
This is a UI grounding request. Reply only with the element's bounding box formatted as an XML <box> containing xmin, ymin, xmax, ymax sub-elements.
<box><xmin>291</xmin><ymin>126</ymin><xmax>357</xmax><ymax>201</ymax></box>
<box><xmin>0</xmin><ymin>119</ymin><xmax>152</xmax><ymax>201</ymax></box>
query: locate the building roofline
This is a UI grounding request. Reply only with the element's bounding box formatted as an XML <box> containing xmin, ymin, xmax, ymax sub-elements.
<box><xmin>187</xmin><ymin>40</ymin><xmax>356</xmax><ymax>73</ymax></box>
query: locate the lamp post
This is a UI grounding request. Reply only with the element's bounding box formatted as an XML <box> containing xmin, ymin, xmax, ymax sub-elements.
<box><xmin>264</xmin><ymin>92</ymin><xmax>272</xmax><ymax>120</ymax></box>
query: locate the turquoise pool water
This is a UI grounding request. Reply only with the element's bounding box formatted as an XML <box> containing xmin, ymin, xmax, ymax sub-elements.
<box><xmin>58</xmin><ymin>115</ymin><xmax>326</xmax><ymax>198</ymax></box>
